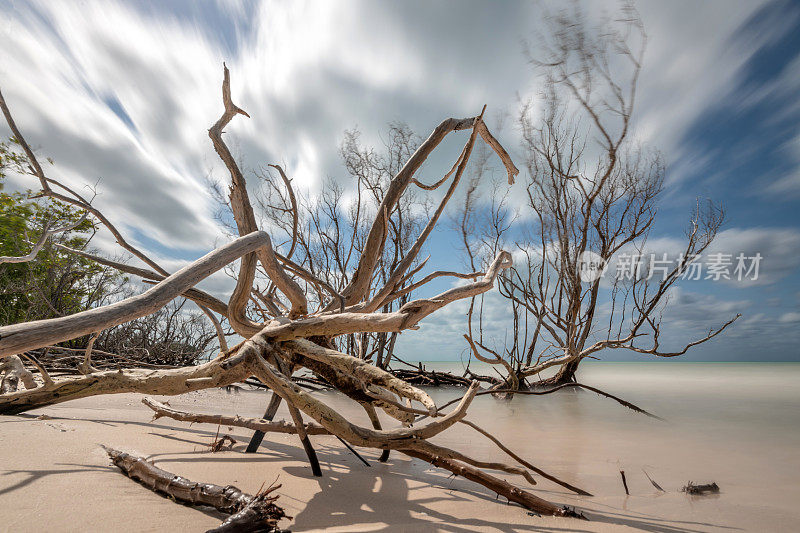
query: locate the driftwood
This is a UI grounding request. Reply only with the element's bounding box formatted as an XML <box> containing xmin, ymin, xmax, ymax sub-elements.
<box><xmin>459</xmin><ymin>419</ymin><xmax>592</xmax><ymax>496</ymax></box>
<box><xmin>22</xmin><ymin>346</ymin><xmax>187</xmax><ymax>374</ymax></box>
<box><xmin>208</xmin><ymin>434</ymin><xmax>237</xmax><ymax>453</ymax></box>
<box><xmin>390</xmin><ymin>367</ymin><xmax>492</xmax><ymax>387</ymax></box>
<box><xmin>682</xmin><ymin>481</ymin><xmax>720</xmax><ymax>495</ymax></box>
<box><xmin>0</xmin><ymin>66</ymin><xmax>596</xmax><ymax>523</ymax></box>
<box><xmin>402</xmin><ymin>449</ymin><xmax>585</xmax><ymax>519</ymax></box>
<box><xmin>0</xmin><ymin>231</ymin><xmax>273</xmax><ymax>357</ymax></box>
<box><xmin>432</xmin><ymin>383</ymin><xmax>663</xmax><ymax>421</ymax></box>
<box><xmin>643</xmin><ymin>469</ymin><xmax>665</xmax><ymax>492</ymax></box>
<box><xmin>104</xmin><ymin>447</ymin><xmax>287</xmax><ymax>532</ymax></box>
<box><xmin>141</xmin><ymin>397</ymin><xmax>583</xmax><ymax>517</ymax></box>
<box><xmin>0</xmin><ymin>356</ymin><xmax>37</xmax><ymax>394</ymax></box>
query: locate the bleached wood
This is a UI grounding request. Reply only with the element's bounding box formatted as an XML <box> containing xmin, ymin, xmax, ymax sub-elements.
<box><xmin>0</xmin><ymin>231</ymin><xmax>271</xmax><ymax>357</ymax></box>
<box><xmin>260</xmin><ymin>251</ymin><xmax>512</xmax><ymax>341</ymax></box>
<box><xmin>0</xmin><ymin>355</ymin><xmax>37</xmax><ymax>393</ymax></box>
<box><xmin>0</xmin><ymin>65</ymin><xmax>585</xmax><ymax>521</ymax></box>
<box><xmin>287</xmin><ymin>338</ymin><xmax>437</xmax><ymax>415</ymax></box>
<box><xmin>54</xmin><ymin>245</ymin><xmax>229</xmax><ymax>316</ymax></box>
<box><xmin>209</xmin><ymin>64</ymin><xmax>308</xmax><ymax>320</ymax></box>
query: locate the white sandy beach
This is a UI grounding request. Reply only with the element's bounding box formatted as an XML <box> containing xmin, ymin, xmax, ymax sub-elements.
<box><xmin>1</xmin><ymin>363</ymin><xmax>798</xmax><ymax>532</ymax></box>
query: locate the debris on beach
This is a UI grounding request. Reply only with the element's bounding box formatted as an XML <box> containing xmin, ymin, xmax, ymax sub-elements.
<box><xmin>682</xmin><ymin>481</ymin><xmax>720</xmax><ymax>495</ymax></box>
<box><xmin>643</xmin><ymin>469</ymin><xmax>665</xmax><ymax>492</ymax></box>
<box><xmin>104</xmin><ymin>447</ymin><xmax>288</xmax><ymax>532</ymax></box>
<box><xmin>620</xmin><ymin>470</ymin><xmax>630</xmax><ymax>495</ymax></box>
<box><xmin>209</xmin><ymin>434</ymin><xmax>237</xmax><ymax>453</ymax></box>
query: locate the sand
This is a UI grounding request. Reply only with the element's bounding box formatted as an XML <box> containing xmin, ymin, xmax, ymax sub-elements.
<box><xmin>1</xmin><ymin>363</ymin><xmax>798</xmax><ymax>532</ymax></box>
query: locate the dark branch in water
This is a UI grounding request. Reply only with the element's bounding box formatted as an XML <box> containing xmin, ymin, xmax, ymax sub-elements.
<box><xmin>432</xmin><ymin>382</ymin><xmax>664</xmax><ymax>421</ymax></box>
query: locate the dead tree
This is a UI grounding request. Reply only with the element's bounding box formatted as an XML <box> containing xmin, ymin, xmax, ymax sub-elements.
<box><xmin>105</xmin><ymin>447</ymin><xmax>287</xmax><ymax>532</ymax></box>
<box><xmin>243</xmin><ymin>123</ymin><xmax>432</xmax><ymax>369</ymax></box>
<box><xmin>0</xmin><ymin>67</ymin><xmax>585</xmax><ymax>520</ymax></box>
<box><xmin>460</xmin><ymin>6</ymin><xmax>738</xmax><ymax>388</ymax></box>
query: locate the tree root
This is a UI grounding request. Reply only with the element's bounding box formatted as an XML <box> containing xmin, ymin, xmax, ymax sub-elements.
<box><xmin>143</xmin><ymin>397</ymin><xmax>329</xmax><ymax>435</ymax></box>
<box><xmin>104</xmin><ymin>447</ymin><xmax>287</xmax><ymax>532</ymax></box>
<box><xmin>460</xmin><ymin>419</ymin><xmax>592</xmax><ymax>496</ymax></box>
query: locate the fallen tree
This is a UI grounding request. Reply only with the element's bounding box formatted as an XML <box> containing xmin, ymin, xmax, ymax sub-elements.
<box><xmin>0</xmin><ymin>66</ymin><xmax>590</xmax><ymax>522</ymax></box>
<box><xmin>105</xmin><ymin>447</ymin><xmax>288</xmax><ymax>533</ymax></box>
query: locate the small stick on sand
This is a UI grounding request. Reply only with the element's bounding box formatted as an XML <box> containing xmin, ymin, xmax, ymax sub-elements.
<box><xmin>620</xmin><ymin>470</ymin><xmax>630</xmax><ymax>495</ymax></box>
<box><xmin>643</xmin><ymin>469</ymin><xmax>665</xmax><ymax>492</ymax></box>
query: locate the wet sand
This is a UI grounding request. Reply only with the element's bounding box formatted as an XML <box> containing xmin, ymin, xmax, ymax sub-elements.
<box><xmin>1</xmin><ymin>362</ymin><xmax>798</xmax><ymax>532</ymax></box>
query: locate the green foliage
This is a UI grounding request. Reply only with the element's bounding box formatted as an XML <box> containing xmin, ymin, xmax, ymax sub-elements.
<box><xmin>0</xmin><ymin>138</ymin><xmax>214</xmax><ymax>362</ymax></box>
<box><xmin>0</xmin><ymin>139</ymin><xmax>121</xmax><ymax>327</ymax></box>
<box><xmin>0</xmin><ymin>137</ymin><xmax>26</xmax><ymax>183</ymax></box>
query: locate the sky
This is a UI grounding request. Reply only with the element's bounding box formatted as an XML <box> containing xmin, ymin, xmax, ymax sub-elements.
<box><xmin>1</xmin><ymin>0</ymin><xmax>799</xmax><ymax>362</ymax></box>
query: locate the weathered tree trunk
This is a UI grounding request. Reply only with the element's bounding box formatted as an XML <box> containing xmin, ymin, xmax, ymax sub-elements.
<box><xmin>536</xmin><ymin>359</ymin><xmax>579</xmax><ymax>387</ymax></box>
<box><xmin>0</xmin><ymin>351</ymin><xmax>253</xmax><ymax>415</ymax></box>
<box><xmin>105</xmin><ymin>447</ymin><xmax>287</xmax><ymax>532</ymax></box>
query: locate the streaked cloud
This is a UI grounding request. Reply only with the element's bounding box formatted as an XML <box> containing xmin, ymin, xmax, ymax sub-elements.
<box><xmin>1</xmin><ymin>0</ymin><xmax>797</xmax><ymax>360</ymax></box>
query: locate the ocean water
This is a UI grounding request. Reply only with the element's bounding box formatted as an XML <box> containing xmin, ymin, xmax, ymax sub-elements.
<box><xmin>388</xmin><ymin>361</ymin><xmax>800</xmax><ymax>530</ymax></box>
<box><xmin>411</xmin><ymin>361</ymin><xmax>800</xmax><ymax>444</ymax></box>
<box><xmin>281</xmin><ymin>361</ymin><xmax>799</xmax><ymax>529</ymax></box>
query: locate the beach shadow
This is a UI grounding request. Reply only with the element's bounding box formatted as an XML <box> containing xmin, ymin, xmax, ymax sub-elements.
<box><xmin>2</xmin><ymin>412</ymin><xmax>739</xmax><ymax>532</ymax></box>
<box><xmin>251</xmin><ymin>443</ymin><xmax>741</xmax><ymax>533</ymax></box>
<box><xmin>0</xmin><ymin>460</ymin><xmax>235</xmax><ymax>523</ymax></box>
<box><xmin>12</xmin><ymin>412</ymin><xmax>118</xmax><ymax>427</ymax></box>
<box><xmin>145</xmin><ymin>434</ymin><xmax>359</xmax><ymax>471</ymax></box>
<box><xmin>286</xmin><ymin>452</ymin><xmax>595</xmax><ymax>533</ymax></box>
<box><xmin>584</xmin><ymin>505</ymin><xmax>743</xmax><ymax>533</ymax></box>
<box><xmin>0</xmin><ymin>464</ymin><xmax>107</xmax><ymax>496</ymax></box>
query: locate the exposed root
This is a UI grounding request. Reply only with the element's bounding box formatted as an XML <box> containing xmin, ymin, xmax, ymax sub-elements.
<box><xmin>460</xmin><ymin>419</ymin><xmax>592</xmax><ymax>496</ymax></box>
<box><xmin>643</xmin><ymin>469</ymin><xmax>665</xmax><ymax>492</ymax></box>
<box><xmin>402</xmin><ymin>449</ymin><xmax>586</xmax><ymax>518</ymax></box>
<box><xmin>0</xmin><ymin>355</ymin><xmax>37</xmax><ymax>394</ymax></box>
<box><xmin>207</xmin><ymin>485</ymin><xmax>288</xmax><ymax>533</ymax></box>
<box><xmin>143</xmin><ymin>397</ymin><xmax>329</xmax><ymax>435</ymax></box>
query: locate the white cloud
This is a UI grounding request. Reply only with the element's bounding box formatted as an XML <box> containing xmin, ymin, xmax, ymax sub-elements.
<box><xmin>594</xmin><ymin>227</ymin><xmax>800</xmax><ymax>288</ymax></box>
<box><xmin>0</xmin><ymin>0</ymin><xmax>226</xmax><ymax>252</ymax></box>
<box><xmin>779</xmin><ymin>311</ymin><xmax>800</xmax><ymax>323</ymax></box>
<box><xmin>2</xmin><ymin>0</ymin><xmax>796</xmax><ymax>362</ymax></box>
<box><xmin>2</xmin><ymin>0</ymin><xmax>771</xmax><ymax>262</ymax></box>
<box><xmin>766</xmin><ymin>132</ymin><xmax>800</xmax><ymax>197</ymax></box>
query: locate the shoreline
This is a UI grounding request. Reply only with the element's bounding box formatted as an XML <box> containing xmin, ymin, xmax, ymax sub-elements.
<box><xmin>1</xmin><ymin>366</ymin><xmax>798</xmax><ymax>532</ymax></box>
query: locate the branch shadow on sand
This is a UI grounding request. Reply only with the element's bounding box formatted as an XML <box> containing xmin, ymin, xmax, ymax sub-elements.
<box><xmin>4</xmin><ymin>412</ymin><xmax>742</xmax><ymax>532</ymax></box>
<box><xmin>284</xmin><ymin>449</ymin><xmax>740</xmax><ymax>533</ymax></box>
